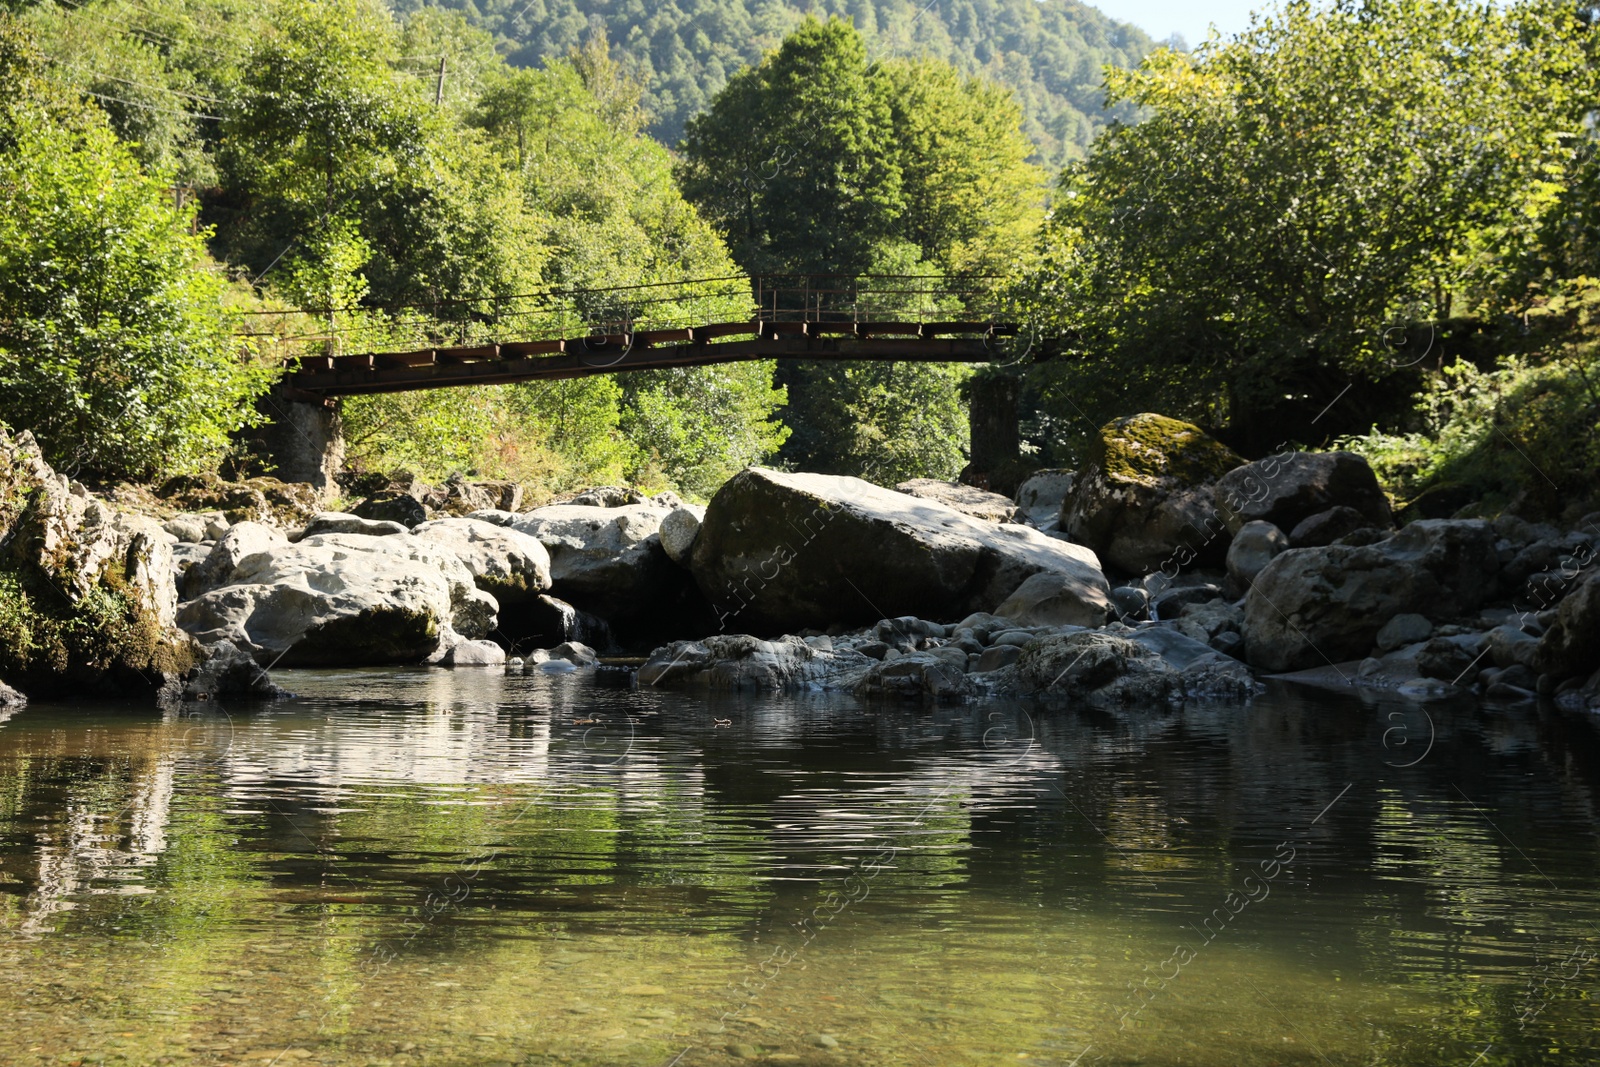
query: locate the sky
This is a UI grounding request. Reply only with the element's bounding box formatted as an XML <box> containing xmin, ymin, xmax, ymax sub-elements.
<box><xmin>1093</xmin><ymin>0</ymin><xmax>1270</xmax><ymax>49</ymax></box>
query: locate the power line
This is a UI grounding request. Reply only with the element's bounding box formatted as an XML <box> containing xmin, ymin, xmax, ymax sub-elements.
<box><xmin>74</xmin><ymin>84</ymin><xmax>222</xmax><ymax>121</ymax></box>
<box><xmin>54</xmin><ymin>0</ymin><xmax>237</xmax><ymax>62</ymax></box>
<box><xmin>48</xmin><ymin>56</ymin><xmax>225</xmax><ymax>105</ymax></box>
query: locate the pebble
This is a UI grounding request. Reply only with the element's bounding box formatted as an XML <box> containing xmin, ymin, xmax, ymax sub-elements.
<box><xmin>813</xmin><ymin>1032</ymin><xmax>840</xmax><ymax>1048</ymax></box>
<box><xmin>726</xmin><ymin>1042</ymin><xmax>760</xmax><ymax>1060</ymax></box>
<box><xmin>621</xmin><ymin>983</ymin><xmax>668</xmax><ymax>996</ymax></box>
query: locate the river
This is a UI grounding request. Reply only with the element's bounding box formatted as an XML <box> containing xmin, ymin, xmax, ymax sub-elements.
<box><xmin>1</xmin><ymin>670</ymin><xmax>1596</xmax><ymax>1066</ymax></box>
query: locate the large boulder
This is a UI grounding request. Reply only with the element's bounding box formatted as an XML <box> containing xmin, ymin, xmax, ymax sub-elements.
<box><xmin>511</xmin><ymin>503</ymin><xmax>695</xmax><ymax>632</ymax></box>
<box><xmin>688</xmin><ymin>468</ymin><xmax>1110</xmax><ymax>634</ymax></box>
<box><xmin>0</xmin><ymin>428</ymin><xmax>192</xmax><ymax>697</ymax></box>
<box><xmin>1216</xmin><ymin>452</ymin><xmax>1391</xmax><ymax>535</ymax></box>
<box><xmin>410</xmin><ymin>518</ymin><xmax>551</xmax><ymax>607</ymax></box>
<box><xmin>175</xmin><ymin>532</ymin><xmax>497</xmax><ymax>666</ymax></box>
<box><xmin>1533</xmin><ymin>570</ymin><xmax>1600</xmax><ymax>679</ymax></box>
<box><xmin>1243</xmin><ymin>519</ymin><xmax>1499</xmax><ymax>671</ymax></box>
<box><xmin>1062</xmin><ymin>414</ymin><xmax>1245</xmax><ymax>574</ymax></box>
<box><xmin>894</xmin><ymin>479</ymin><xmax>1019</xmax><ymax>523</ymax></box>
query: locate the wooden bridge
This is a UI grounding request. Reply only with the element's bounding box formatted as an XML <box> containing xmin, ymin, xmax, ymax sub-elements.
<box><xmin>274</xmin><ymin>274</ymin><xmax>1021</xmax><ymax>398</ymax></box>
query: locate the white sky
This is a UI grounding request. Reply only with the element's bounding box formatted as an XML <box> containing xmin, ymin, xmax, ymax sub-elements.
<box><xmin>1093</xmin><ymin>0</ymin><xmax>1274</xmax><ymax>48</ymax></box>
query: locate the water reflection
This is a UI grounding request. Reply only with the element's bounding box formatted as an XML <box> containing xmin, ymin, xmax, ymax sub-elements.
<box><xmin>0</xmin><ymin>673</ymin><xmax>1595</xmax><ymax>1066</ymax></box>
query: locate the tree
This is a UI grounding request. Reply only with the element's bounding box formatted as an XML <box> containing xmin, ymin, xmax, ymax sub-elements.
<box><xmin>1016</xmin><ymin>0</ymin><xmax>1599</xmax><ymax>454</ymax></box>
<box><xmin>875</xmin><ymin>58</ymin><xmax>1045</xmax><ymax>274</ymax></box>
<box><xmin>0</xmin><ymin>18</ymin><xmax>274</xmax><ymax>478</ymax></box>
<box><xmin>677</xmin><ymin>15</ymin><xmax>903</xmax><ymax>277</ymax></box>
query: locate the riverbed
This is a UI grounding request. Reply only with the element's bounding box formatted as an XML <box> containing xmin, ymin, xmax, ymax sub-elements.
<box><xmin>1</xmin><ymin>671</ymin><xmax>1596</xmax><ymax>1066</ymax></box>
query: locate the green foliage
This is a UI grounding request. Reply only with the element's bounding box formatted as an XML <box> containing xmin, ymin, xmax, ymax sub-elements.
<box><xmin>678</xmin><ymin>16</ymin><xmax>903</xmax><ymax>277</ymax></box>
<box><xmin>0</xmin><ymin>26</ymin><xmax>275</xmax><ymax>479</ymax></box>
<box><xmin>679</xmin><ymin>18</ymin><xmax>1038</xmax><ymax>481</ymax></box>
<box><xmin>875</xmin><ymin>58</ymin><xmax>1046</xmax><ymax>275</ymax></box>
<box><xmin>1342</xmin><ymin>282</ymin><xmax>1600</xmax><ymax>519</ymax></box>
<box><xmin>392</xmin><ymin>0</ymin><xmax>1153</xmax><ymax>168</ymax></box>
<box><xmin>1017</xmin><ymin>0</ymin><xmax>1600</xmax><ymax>453</ymax></box>
<box><xmin>0</xmin><ymin>563</ymin><xmax>193</xmax><ymax>692</ymax></box>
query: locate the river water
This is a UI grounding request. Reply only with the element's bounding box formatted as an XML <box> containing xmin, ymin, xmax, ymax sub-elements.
<box><xmin>0</xmin><ymin>669</ymin><xmax>1596</xmax><ymax>1066</ymax></box>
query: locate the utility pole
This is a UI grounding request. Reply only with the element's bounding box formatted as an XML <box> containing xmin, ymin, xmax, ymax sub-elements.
<box><xmin>434</xmin><ymin>57</ymin><xmax>446</xmax><ymax>107</ymax></box>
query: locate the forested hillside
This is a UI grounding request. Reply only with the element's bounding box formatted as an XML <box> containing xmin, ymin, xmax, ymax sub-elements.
<box><xmin>385</xmin><ymin>0</ymin><xmax>1154</xmax><ymax>167</ymax></box>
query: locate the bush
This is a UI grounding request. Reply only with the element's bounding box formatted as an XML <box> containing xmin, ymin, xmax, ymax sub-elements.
<box><xmin>0</xmin><ymin>106</ymin><xmax>276</xmax><ymax>480</ymax></box>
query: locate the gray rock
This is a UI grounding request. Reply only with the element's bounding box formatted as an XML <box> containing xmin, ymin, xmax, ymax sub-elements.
<box><xmin>1376</xmin><ymin>614</ymin><xmax>1433</xmax><ymax>653</ymax></box>
<box><xmin>894</xmin><ymin>478</ymin><xmax>1020</xmax><ymax>523</ymax></box>
<box><xmin>548</xmin><ymin>641</ymin><xmax>599</xmax><ymax>666</ymax></box>
<box><xmin>1151</xmin><ymin>582</ymin><xmax>1226</xmax><ymax>619</ymax></box>
<box><xmin>1416</xmin><ymin>634</ymin><xmax>1488</xmax><ymax>682</ymax></box>
<box><xmin>1226</xmin><ymin>520</ymin><xmax>1289</xmax><ymax>589</ymax></box>
<box><xmin>444</xmin><ymin>639</ymin><xmax>507</xmax><ymax>667</ymax></box>
<box><xmin>1216</xmin><ymin>451</ymin><xmax>1392</xmax><ymax>534</ymax></box>
<box><xmin>522</xmin><ymin>594</ymin><xmax>612</xmax><ymax>650</ymax></box>
<box><xmin>994</xmin><ymin>570</ymin><xmax>1113</xmax><ymax>629</ymax></box>
<box><xmin>1124</xmin><ymin>625</ymin><xmax>1222</xmax><ymax>670</ymax></box>
<box><xmin>0</xmin><ymin>681</ymin><xmax>26</xmax><ymax>707</ymax></box>
<box><xmin>1061</xmin><ymin>414</ymin><xmax>1245</xmax><ymax>573</ymax></box>
<box><xmin>410</xmin><ymin>517</ymin><xmax>552</xmax><ymax>606</ymax></box>
<box><xmin>564</xmin><ymin>486</ymin><xmax>648</xmax><ymax>508</ymax></box>
<box><xmin>1485</xmin><ymin>624</ymin><xmax>1540</xmax><ymax>669</ymax></box>
<box><xmin>163</xmin><ymin>513</ymin><xmax>212</xmax><ymax>543</ymax></box>
<box><xmin>295</xmin><ymin>511</ymin><xmax>409</xmax><ymax>540</ymax></box>
<box><xmin>176</xmin><ymin>533</ymin><xmax>495</xmax><ymax>666</ymax></box>
<box><xmin>974</xmin><ymin>644</ymin><xmax>1023</xmax><ymax>672</ymax></box>
<box><xmin>183</xmin><ymin>642</ymin><xmax>291</xmax><ymax>701</ymax></box>
<box><xmin>1533</xmin><ymin>570</ymin><xmax>1600</xmax><ymax>678</ymax></box>
<box><xmin>638</xmin><ymin>635</ymin><xmax>844</xmax><ymax>690</ymax></box>
<box><xmin>463</xmin><ymin>509</ymin><xmax>518</xmax><ymax>527</ymax></box>
<box><xmin>1001</xmin><ymin>630</ymin><xmax>1181</xmax><ymax>704</ymax></box>
<box><xmin>1243</xmin><ymin>520</ymin><xmax>1500</xmax><ymax>671</ymax></box>
<box><xmin>1110</xmin><ymin>585</ymin><xmax>1150</xmax><ymax>621</ymax></box>
<box><xmin>1177</xmin><ymin>600</ymin><xmax>1243</xmax><ymax>644</ymax></box>
<box><xmin>353</xmin><ymin>491</ymin><xmax>427</xmax><ymax>528</ymax></box>
<box><xmin>855</xmin><ymin>651</ymin><xmax>975</xmax><ymax>699</ymax></box>
<box><xmin>1288</xmin><ymin>506</ymin><xmax>1370</xmax><ymax>548</ymax></box>
<box><xmin>658</xmin><ymin>505</ymin><xmax>705</xmax><ymax>566</ymax></box>
<box><xmin>184</xmin><ymin>522</ymin><xmax>288</xmax><ymax>600</ymax></box>
<box><xmin>1015</xmin><ymin>469</ymin><xmax>1075</xmax><ymax>528</ymax></box>
<box><xmin>0</xmin><ymin>427</ymin><xmax>188</xmax><ymax>697</ymax></box>
<box><xmin>689</xmin><ymin>468</ymin><xmax>1109</xmax><ymax>634</ymax></box>
<box><xmin>1180</xmin><ymin>651</ymin><xmax>1261</xmax><ymax>697</ymax></box>
<box><xmin>512</xmin><ymin>503</ymin><xmax>682</xmax><ymax>622</ymax></box>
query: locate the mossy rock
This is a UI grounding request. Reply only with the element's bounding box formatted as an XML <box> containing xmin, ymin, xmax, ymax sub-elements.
<box><xmin>1090</xmin><ymin>413</ymin><xmax>1244</xmax><ymax>488</ymax></box>
<box><xmin>1063</xmin><ymin>415</ymin><xmax>1245</xmax><ymax>574</ymax></box>
<box><xmin>0</xmin><ymin>562</ymin><xmax>193</xmax><ymax>698</ymax></box>
<box><xmin>158</xmin><ymin>473</ymin><xmax>320</xmax><ymax>527</ymax></box>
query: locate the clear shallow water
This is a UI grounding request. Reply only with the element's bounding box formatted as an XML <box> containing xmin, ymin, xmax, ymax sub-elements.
<box><xmin>0</xmin><ymin>670</ymin><xmax>1597</xmax><ymax>1067</ymax></box>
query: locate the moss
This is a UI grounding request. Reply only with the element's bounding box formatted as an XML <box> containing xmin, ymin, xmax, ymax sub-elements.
<box><xmin>281</xmin><ymin>607</ymin><xmax>441</xmax><ymax>666</ymax></box>
<box><xmin>0</xmin><ymin>561</ymin><xmax>193</xmax><ymax>697</ymax></box>
<box><xmin>1091</xmin><ymin>413</ymin><xmax>1244</xmax><ymax>487</ymax></box>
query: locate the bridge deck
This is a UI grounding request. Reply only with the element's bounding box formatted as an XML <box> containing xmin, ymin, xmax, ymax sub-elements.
<box><xmin>287</xmin><ymin>321</ymin><xmax>1017</xmax><ymax>397</ymax></box>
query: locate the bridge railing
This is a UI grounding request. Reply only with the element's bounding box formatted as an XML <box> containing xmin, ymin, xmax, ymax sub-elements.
<box><xmin>241</xmin><ymin>273</ymin><xmax>1011</xmax><ymax>359</ymax></box>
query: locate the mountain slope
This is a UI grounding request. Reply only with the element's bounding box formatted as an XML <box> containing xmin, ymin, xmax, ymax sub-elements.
<box><xmin>390</xmin><ymin>0</ymin><xmax>1155</xmax><ymax>168</ymax></box>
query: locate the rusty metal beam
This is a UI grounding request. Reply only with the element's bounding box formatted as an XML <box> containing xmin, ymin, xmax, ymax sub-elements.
<box><xmin>287</xmin><ymin>334</ymin><xmax>1011</xmax><ymax>397</ymax></box>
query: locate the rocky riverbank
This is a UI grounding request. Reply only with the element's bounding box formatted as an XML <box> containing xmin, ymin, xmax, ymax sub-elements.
<box><xmin>5</xmin><ymin>413</ymin><xmax>1600</xmax><ymax>712</ymax></box>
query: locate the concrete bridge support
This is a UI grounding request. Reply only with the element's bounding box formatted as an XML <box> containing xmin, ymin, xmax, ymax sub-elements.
<box><xmin>963</xmin><ymin>369</ymin><xmax>1022</xmax><ymax>496</ymax></box>
<box><xmin>255</xmin><ymin>384</ymin><xmax>344</xmax><ymax>497</ymax></box>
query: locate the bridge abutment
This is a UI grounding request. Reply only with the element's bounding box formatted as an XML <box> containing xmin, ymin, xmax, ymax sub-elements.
<box><xmin>255</xmin><ymin>385</ymin><xmax>344</xmax><ymax>497</ymax></box>
<box><xmin>963</xmin><ymin>369</ymin><xmax>1024</xmax><ymax>496</ymax></box>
